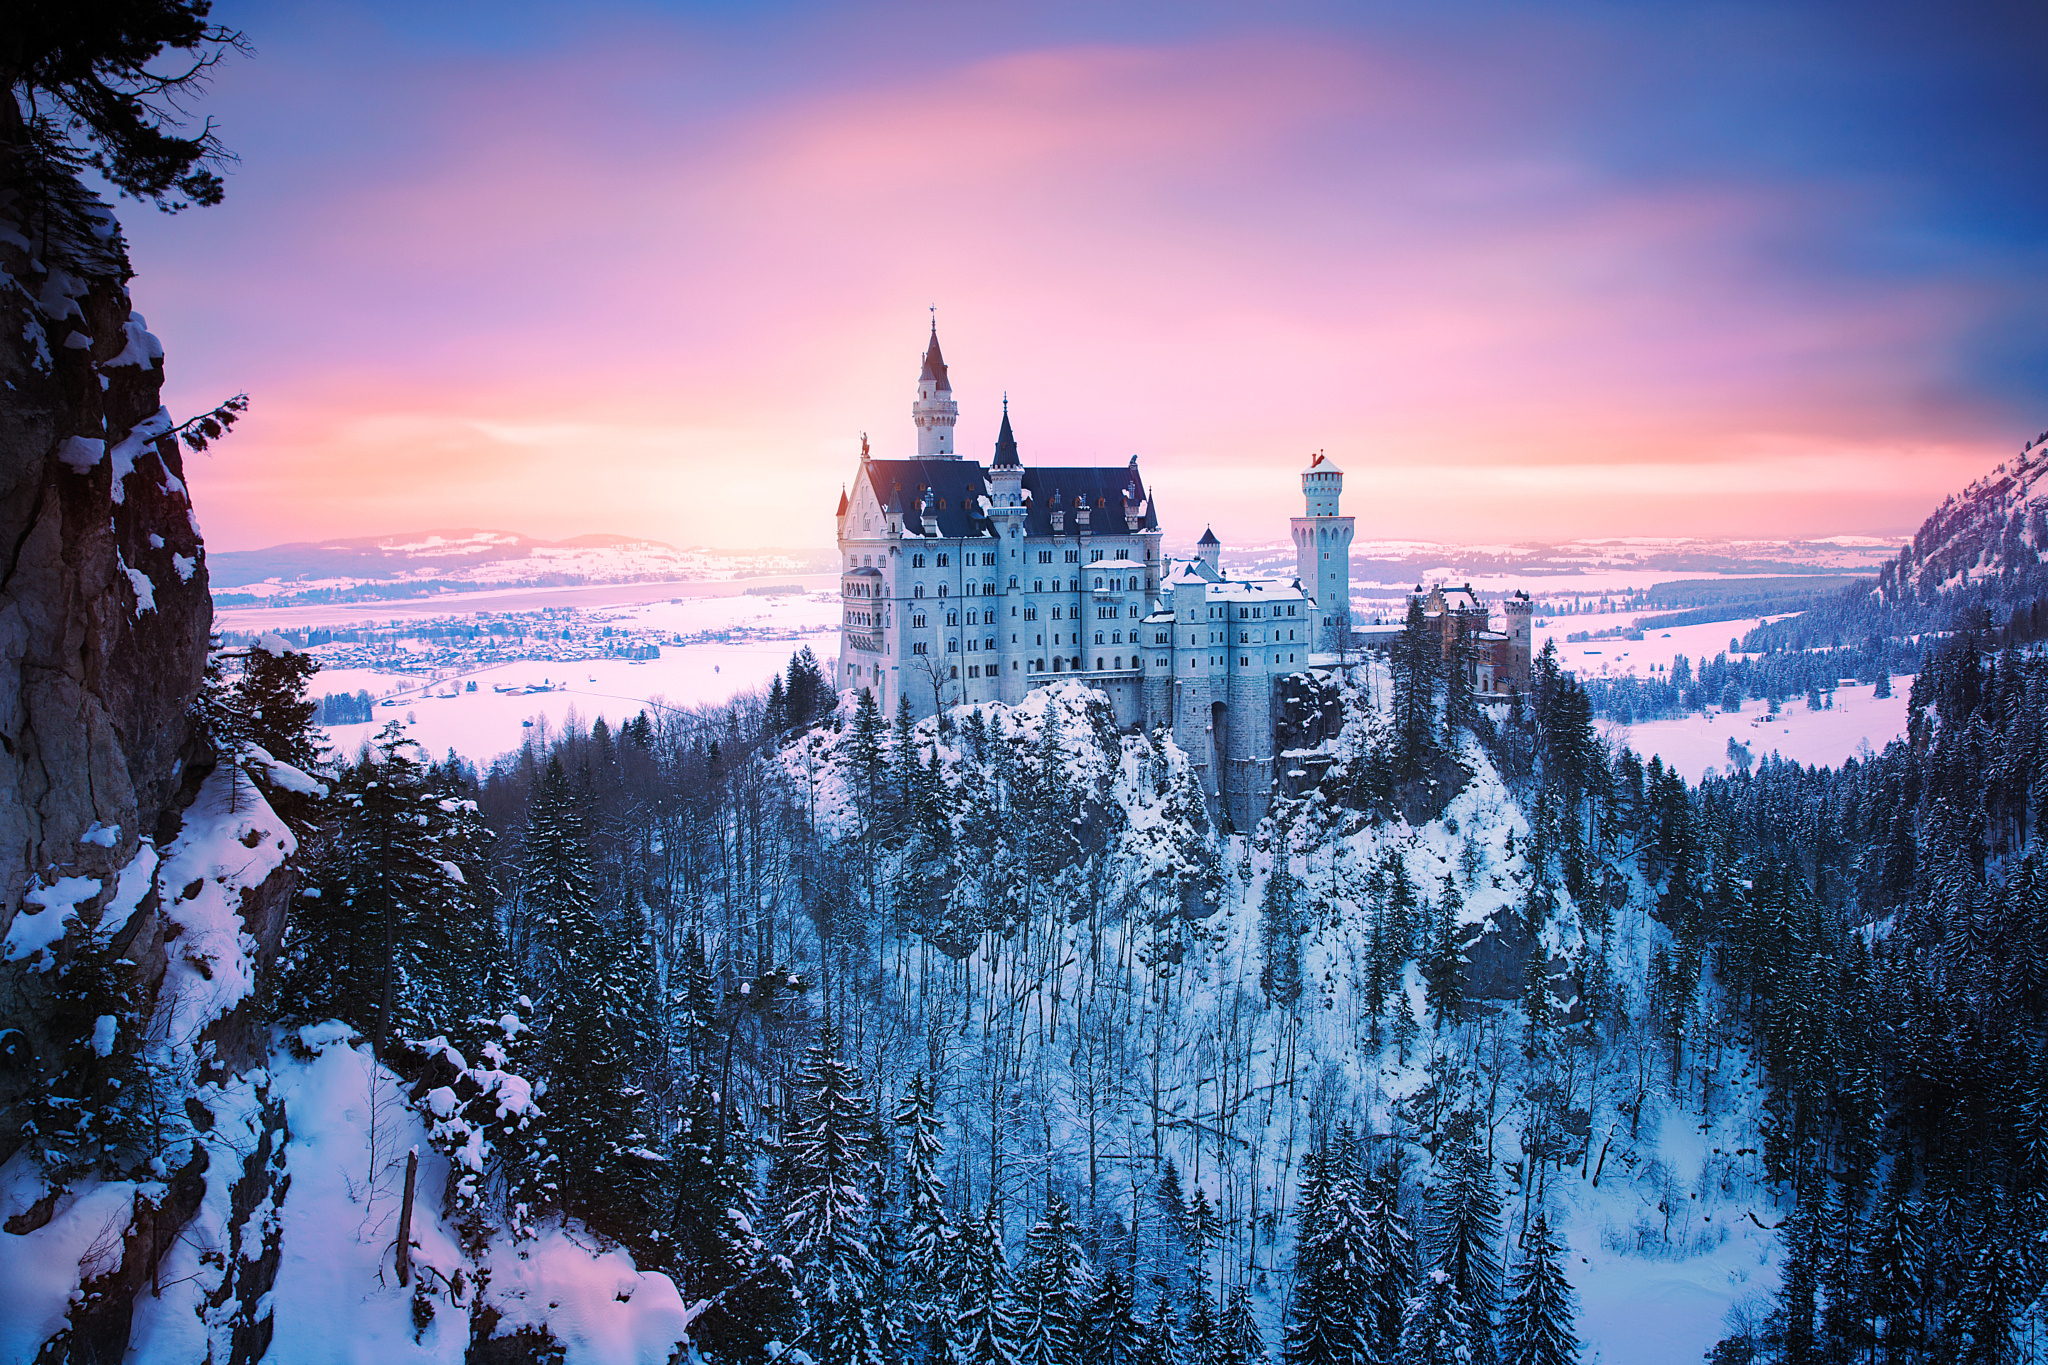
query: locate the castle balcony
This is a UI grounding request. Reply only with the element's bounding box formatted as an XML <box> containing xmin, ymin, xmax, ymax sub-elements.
<box><xmin>844</xmin><ymin>631</ymin><xmax>885</xmax><ymax>654</ymax></box>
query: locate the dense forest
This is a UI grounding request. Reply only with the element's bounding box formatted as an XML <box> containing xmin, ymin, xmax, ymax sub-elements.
<box><xmin>32</xmin><ymin>597</ymin><xmax>2038</xmax><ymax>1362</ymax></box>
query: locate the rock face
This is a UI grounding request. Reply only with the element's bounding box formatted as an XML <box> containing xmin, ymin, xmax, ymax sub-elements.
<box><xmin>0</xmin><ymin>189</ymin><xmax>214</xmax><ymax>1153</ymax></box>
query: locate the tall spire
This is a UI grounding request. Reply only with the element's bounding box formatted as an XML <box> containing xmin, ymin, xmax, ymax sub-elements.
<box><xmin>913</xmin><ymin>316</ymin><xmax>959</xmax><ymax>457</ymax></box>
<box><xmin>992</xmin><ymin>393</ymin><xmax>1020</xmax><ymax>468</ymax></box>
<box><xmin>919</xmin><ymin>320</ymin><xmax>950</xmax><ymax>392</ymax></box>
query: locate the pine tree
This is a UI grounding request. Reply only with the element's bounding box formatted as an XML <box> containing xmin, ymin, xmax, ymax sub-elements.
<box><xmin>1144</xmin><ymin>1290</ymin><xmax>1184</xmax><ymax>1365</ymax></box>
<box><xmin>781</xmin><ymin>1017</ymin><xmax>883</xmax><ymax>1365</ymax></box>
<box><xmin>1017</xmin><ymin>1194</ymin><xmax>1092</xmax><ymax>1365</ymax></box>
<box><xmin>277</xmin><ymin>725</ymin><xmax>487</xmax><ymax>1054</ymax></box>
<box><xmin>1184</xmin><ymin>1274</ymin><xmax>1220</xmax><ymax>1365</ymax></box>
<box><xmin>896</xmin><ymin>1072</ymin><xmax>954</xmax><ymax>1365</ymax></box>
<box><xmin>1400</xmin><ymin>1268</ymin><xmax>1475</xmax><ymax>1365</ymax></box>
<box><xmin>954</xmin><ymin>1206</ymin><xmax>1024</xmax><ymax>1365</ymax></box>
<box><xmin>1085</xmin><ymin>1267</ymin><xmax>1151</xmax><ymax>1365</ymax></box>
<box><xmin>1282</xmin><ymin>1139</ymin><xmax>1373</xmax><ymax>1365</ymax></box>
<box><xmin>1421</xmin><ymin>891</ymin><xmax>1465</xmax><ymax>1029</ymax></box>
<box><xmin>1260</xmin><ymin>866</ymin><xmax>1304</xmax><ymax>1006</ymax></box>
<box><xmin>1428</xmin><ymin>1113</ymin><xmax>1503</xmax><ymax>1354</ymax></box>
<box><xmin>1499</xmin><ymin>1214</ymin><xmax>1578</xmax><ymax>1365</ymax></box>
<box><xmin>1361</xmin><ymin>1170</ymin><xmax>1418</xmax><ymax>1358</ymax></box>
<box><xmin>1216</xmin><ymin>1284</ymin><xmax>1266</xmax><ymax>1365</ymax></box>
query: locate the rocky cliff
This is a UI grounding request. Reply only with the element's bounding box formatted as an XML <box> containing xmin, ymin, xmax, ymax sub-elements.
<box><xmin>0</xmin><ymin>184</ymin><xmax>219</xmax><ymax>1149</ymax></box>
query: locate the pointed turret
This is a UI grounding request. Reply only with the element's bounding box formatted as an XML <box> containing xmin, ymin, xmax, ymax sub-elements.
<box><xmin>912</xmin><ymin>320</ymin><xmax>960</xmax><ymax>457</ymax></box>
<box><xmin>920</xmin><ymin>324</ymin><xmax>951</xmax><ymax>392</ymax></box>
<box><xmin>1196</xmin><ymin>525</ymin><xmax>1222</xmax><ymax>576</ymax></box>
<box><xmin>992</xmin><ymin>395</ymin><xmax>1020</xmax><ymax>468</ymax></box>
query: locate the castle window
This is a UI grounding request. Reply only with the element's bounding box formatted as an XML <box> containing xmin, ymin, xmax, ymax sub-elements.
<box><xmin>1038</xmin><ymin>551</ymin><xmax>1052</xmax><ymax>564</ymax></box>
<box><xmin>912</xmin><ymin>614</ymin><xmax>926</xmax><ymax>628</ymax></box>
<box><xmin>985</xmin><ymin>638</ymin><xmax>994</xmax><ymax>650</ymax></box>
<box><xmin>1097</xmin><ymin>658</ymin><xmax>1104</xmax><ymax>669</ymax></box>
<box><xmin>1091</xmin><ymin>550</ymin><xmax>1105</xmax><ymax>562</ymax></box>
<box><xmin>1115</xmin><ymin>657</ymin><xmax>1122</xmax><ymax>668</ymax></box>
<box><xmin>1065</xmin><ymin>551</ymin><xmax>1079</xmax><ymax>563</ymax></box>
<box><xmin>912</xmin><ymin>553</ymin><xmax>925</xmax><ymax>568</ymax></box>
<box><xmin>1112</xmin><ymin>631</ymin><xmax>1122</xmax><ymax>644</ymax></box>
<box><xmin>1094</xmin><ymin>578</ymin><xmax>1103</xmax><ymax>590</ymax></box>
<box><xmin>1052</xmin><ymin>607</ymin><xmax>1062</xmax><ymax>620</ymax></box>
<box><xmin>947</xmin><ymin>611</ymin><xmax>959</xmax><ymax>626</ymax></box>
<box><xmin>937</xmin><ymin>553</ymin><xmax>950</xmax><ymax>566</ymax></box>
<box><xmin>913</xmin><ymin>642</ymin><xmax>928</xmax><ymax>655</ymax></box>
<box><xmin>1129</xmin><ymin>607</ymin><xmax>1139</xmax><ymax>618</ymax></box>
<box><xmin>950</xmin><ymin>666</ymin><xmax>958</xmax><ymax>678</ymax></box>
<box><xmin>968</xmin><ymin>665</ymin><xmax>979</xmax><ymax>677</ymax></box>
<box><xmin>1095</xmin><ymin>632</ymin><xmax>1105</xmax><ymax>645</ymax></box>
<box><xmin>948</xmin><ymin>639</ymin><xmax>958</xmax><ymax>652</ymax></box>
<box><xmin>938</xmin><ymin>585</ymin><xmax>947</xmax><ymax>598</ymax></box>
<box><xmin>1009</xmin><ymin>576</ymin><xmax>1018</xmax><ymax>588</ymax></box>
<box><xmin>1024</xmin><ymin>608</ymin><xmax>1037</xmax><ymax>621</ymax></box>
<box><xmin>915</xmin><ymin>584</ymin><xmax>925</xmax><ymax>598</ymax></box>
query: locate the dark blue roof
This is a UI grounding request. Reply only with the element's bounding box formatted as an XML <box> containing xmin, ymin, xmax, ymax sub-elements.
<box><xmin>1021</xmin><ymin>466</ymin><xmax>1156</xmax><ymax>537</ymax></box>
<box><xmin>861</xmin><ymin>458</ymin><xmax>1158</xmax><ymax>539</ymax></box>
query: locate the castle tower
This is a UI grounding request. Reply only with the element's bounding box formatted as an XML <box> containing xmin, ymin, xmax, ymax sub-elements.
<box><xmin>1195</xmin><ymin>526</ymin><xmax>1222</xmax><ymax>578</ymax></box>
<box><xmin>912</xmin><ymin>322</ymin><xmax>958</xmax><ymax>457</ymax></box>
<box><xmin>988</xmin><ymin>398</ymin><xmax>1029</xmax><ymax>704</ymax></box>
<box><xmin>1290</xmin><ymin>452</ymin><xmax>1353</xmax><ymax>649</ymax></box>
<box><xmin>1503</xmin><ymin>591</ymin><xmax>1533</xmax><ymax>688</ymax></box>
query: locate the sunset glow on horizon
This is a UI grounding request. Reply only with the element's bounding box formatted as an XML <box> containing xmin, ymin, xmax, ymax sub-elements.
<box><xmin>116</xmin><ymin>0</ymin><xmax>2047</xmax><ymax>553</ymax></box>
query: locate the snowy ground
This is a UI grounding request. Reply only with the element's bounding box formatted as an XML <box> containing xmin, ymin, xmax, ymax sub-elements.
<box><xmin>1533</xmin><ymin>609</ymin><xmax>1912</xmax><ymax>780</ymax></box>
<box><xmin>1536</xmin><ymin>611</ymin><xmax>1792</xmax><ymax>679</ymax></box>
<box><xmin>1602</xmin><ymin>682</ymin><xmax>1908</xmax><ymax>783</ymax></box>
<box><xmin>283</xmin><ymin>591</ymin><xmax>840</xmax><ymax>764</ymax></box>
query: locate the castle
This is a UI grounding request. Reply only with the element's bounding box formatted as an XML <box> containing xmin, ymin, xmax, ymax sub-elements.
<box><xmin>835</xmin><ymin>324</ymin><xmax>1525</xmax><ymax>826</ymax></box>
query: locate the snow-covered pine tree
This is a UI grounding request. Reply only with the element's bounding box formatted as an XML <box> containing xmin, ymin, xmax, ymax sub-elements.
<box><xmin>276</xmin><ymin>725</ymin><xmax>487</xmax><ymax>1054</ymax></box>
<box><xmin>780</xmin><ymin>1015</ymin><xmax>883</xmax><ymax>1365</ymax></box>
<box><xmin>1428</xmin><ymin>1112</ymin><xmax>1503</xmax><ymax>1356</ymax></box>
<box><xmin>1498</xmin><ymin>1213</ymin><xmax>1578</xmax><ymax>1365</ymax></box>
<box><xmin>895</xmin><ymin>1070</ymin><xmax>954</xmax><ymax>1364</ymax></box>
<box><xmin>1361</xmin><ymin>1165</ymin><xmax>1418</xmax><ymax>1358</ymax></box>
<box><xmin>953</xmin><ymin>1206</ymin><xmax>1024</xmax><ymax>1365</ymax></box>
<box><xmin>1183</xmin><ymin>1274</ymin><xmax>1219</xmax><ymax>1365</ymax></box>
<box><xmin>670</xmin><ymin>1071</ymin><xmax>797</xmax><ymax>1361</ymax></box>
<box><xmin>1216</xmin><ymin>1284</ymin><xmax>1266</xmax><ymax>1365</ymax></box>
<box><xmin>1259</xmin><ymin>866</ymin><xmax>1304</xmax><ymax>1006</ymax></box>
<box><xmin>1084</xmin><ymin>1267</ymin><xmax>1150</xmax><ymax>1365</ymax></box>
<box><xmin>1144</xmin><ymin>1289</ymin><xmax>1184</xmax><ymax>1365</ymax></box>
<box><xmin>1282</xmin><ymin>1138</ymin><xmax>1372</xmax><ymax>1365</ymax></box>
<box><xmin>1400</xmin><ymin>1268</ymin><xmax>1475</xmax><ymax>1365</ymax></box>
<box><xmin>1017</xmin><ymin>1194</ymin><xmax>1092</xmax><ymax>1365</ymax></box>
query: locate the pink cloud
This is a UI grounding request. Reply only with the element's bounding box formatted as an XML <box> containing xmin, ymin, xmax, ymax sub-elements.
<box><xmin>145</xmin><ymin>33</ymin><xmax>2011</xmax><ymax>552</ymax></box>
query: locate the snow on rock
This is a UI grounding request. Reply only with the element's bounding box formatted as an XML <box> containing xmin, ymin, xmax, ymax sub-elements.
<box><xmin>481</xmin><ymin>1228</ymin><xmax>692</xmax><ymax>1364</ymax></box>
<box><xmin>3</xmin><ymin>875</ymin><xmax>103</xmax><ymax>969</ymax></box>
<box><xmin>55</xmin><ymin>435</ymin><xmax>105</xmax><ymax>471</ymax></box>
<box><xmin>101</xmin><ymin>312</ymin><xmax>164</xmax><ymax>369</ymax></box>
<box><xmin>257</xmin><ymin>1024</ymin><xmax>690</xmax><ymax>1365</ymax></box>
<box><xmin>0</xmin><ymin>1157</ymin><xmax>145</xmax><ymax>1360</ymax></box>
<box><xmin>151</xmin><ymin>766</ymin><xmax>296</xmax><ymax>1041</ymax></box>
<box><xmin>118</xmin><ymin>548</ymin><xmax>155</xmax><ymax>614</ymax></box>
<box><xmin>106</xmin><ymin>405</ymin><xmax>174</xmax><ymax>506</ymax></box>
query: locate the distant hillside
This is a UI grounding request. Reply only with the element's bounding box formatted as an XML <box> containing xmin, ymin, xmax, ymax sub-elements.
<box><xmin>1744</xmin><ymin>430</ymin><xmax>2048</xmax><ymax>652</ymax></box>
<box><xmin>1877</xmin><ymin>433</ymin><xmax>2048</xmax><ymax>602</ymax></box>
<box><xmin>207</xmin><ymin>529</ymin><xmax>837</xmax><ymax>605</ymax></box>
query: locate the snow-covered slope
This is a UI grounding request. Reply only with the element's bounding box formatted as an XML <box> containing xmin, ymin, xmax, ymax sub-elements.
<box><xmin>775</xmin><ymin>676</ymin><xmax>1786</xmax><ymax>1364</ymax></box>
<box><xmin>1877</xmin><ymin>438</ymin><xmax>2048</xmax><ymax>601</ymax></box>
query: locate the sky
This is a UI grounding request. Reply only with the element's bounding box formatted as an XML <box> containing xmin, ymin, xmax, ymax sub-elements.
<box><xmin>113</xmin><ymin>0</ymin><xmax>2048</xmax><ymax>553</ymax></box>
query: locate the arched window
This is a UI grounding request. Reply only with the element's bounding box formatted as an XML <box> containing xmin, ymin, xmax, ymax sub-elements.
<box><xmin>914</xmin><ymin>584</ymin><xmax>925</xmax><ymax>598</ymax></box>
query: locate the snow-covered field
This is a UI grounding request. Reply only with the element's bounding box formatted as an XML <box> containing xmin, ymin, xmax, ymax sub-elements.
<box><xmin>262</xmin><ymin>591</ymin><xmax>841</xmax><ymax>764</ymax></box>
<box><xmin>1603</xmin><ymin>682</ymin><xmax>1908</xmax><ymax>783</ymax></box>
